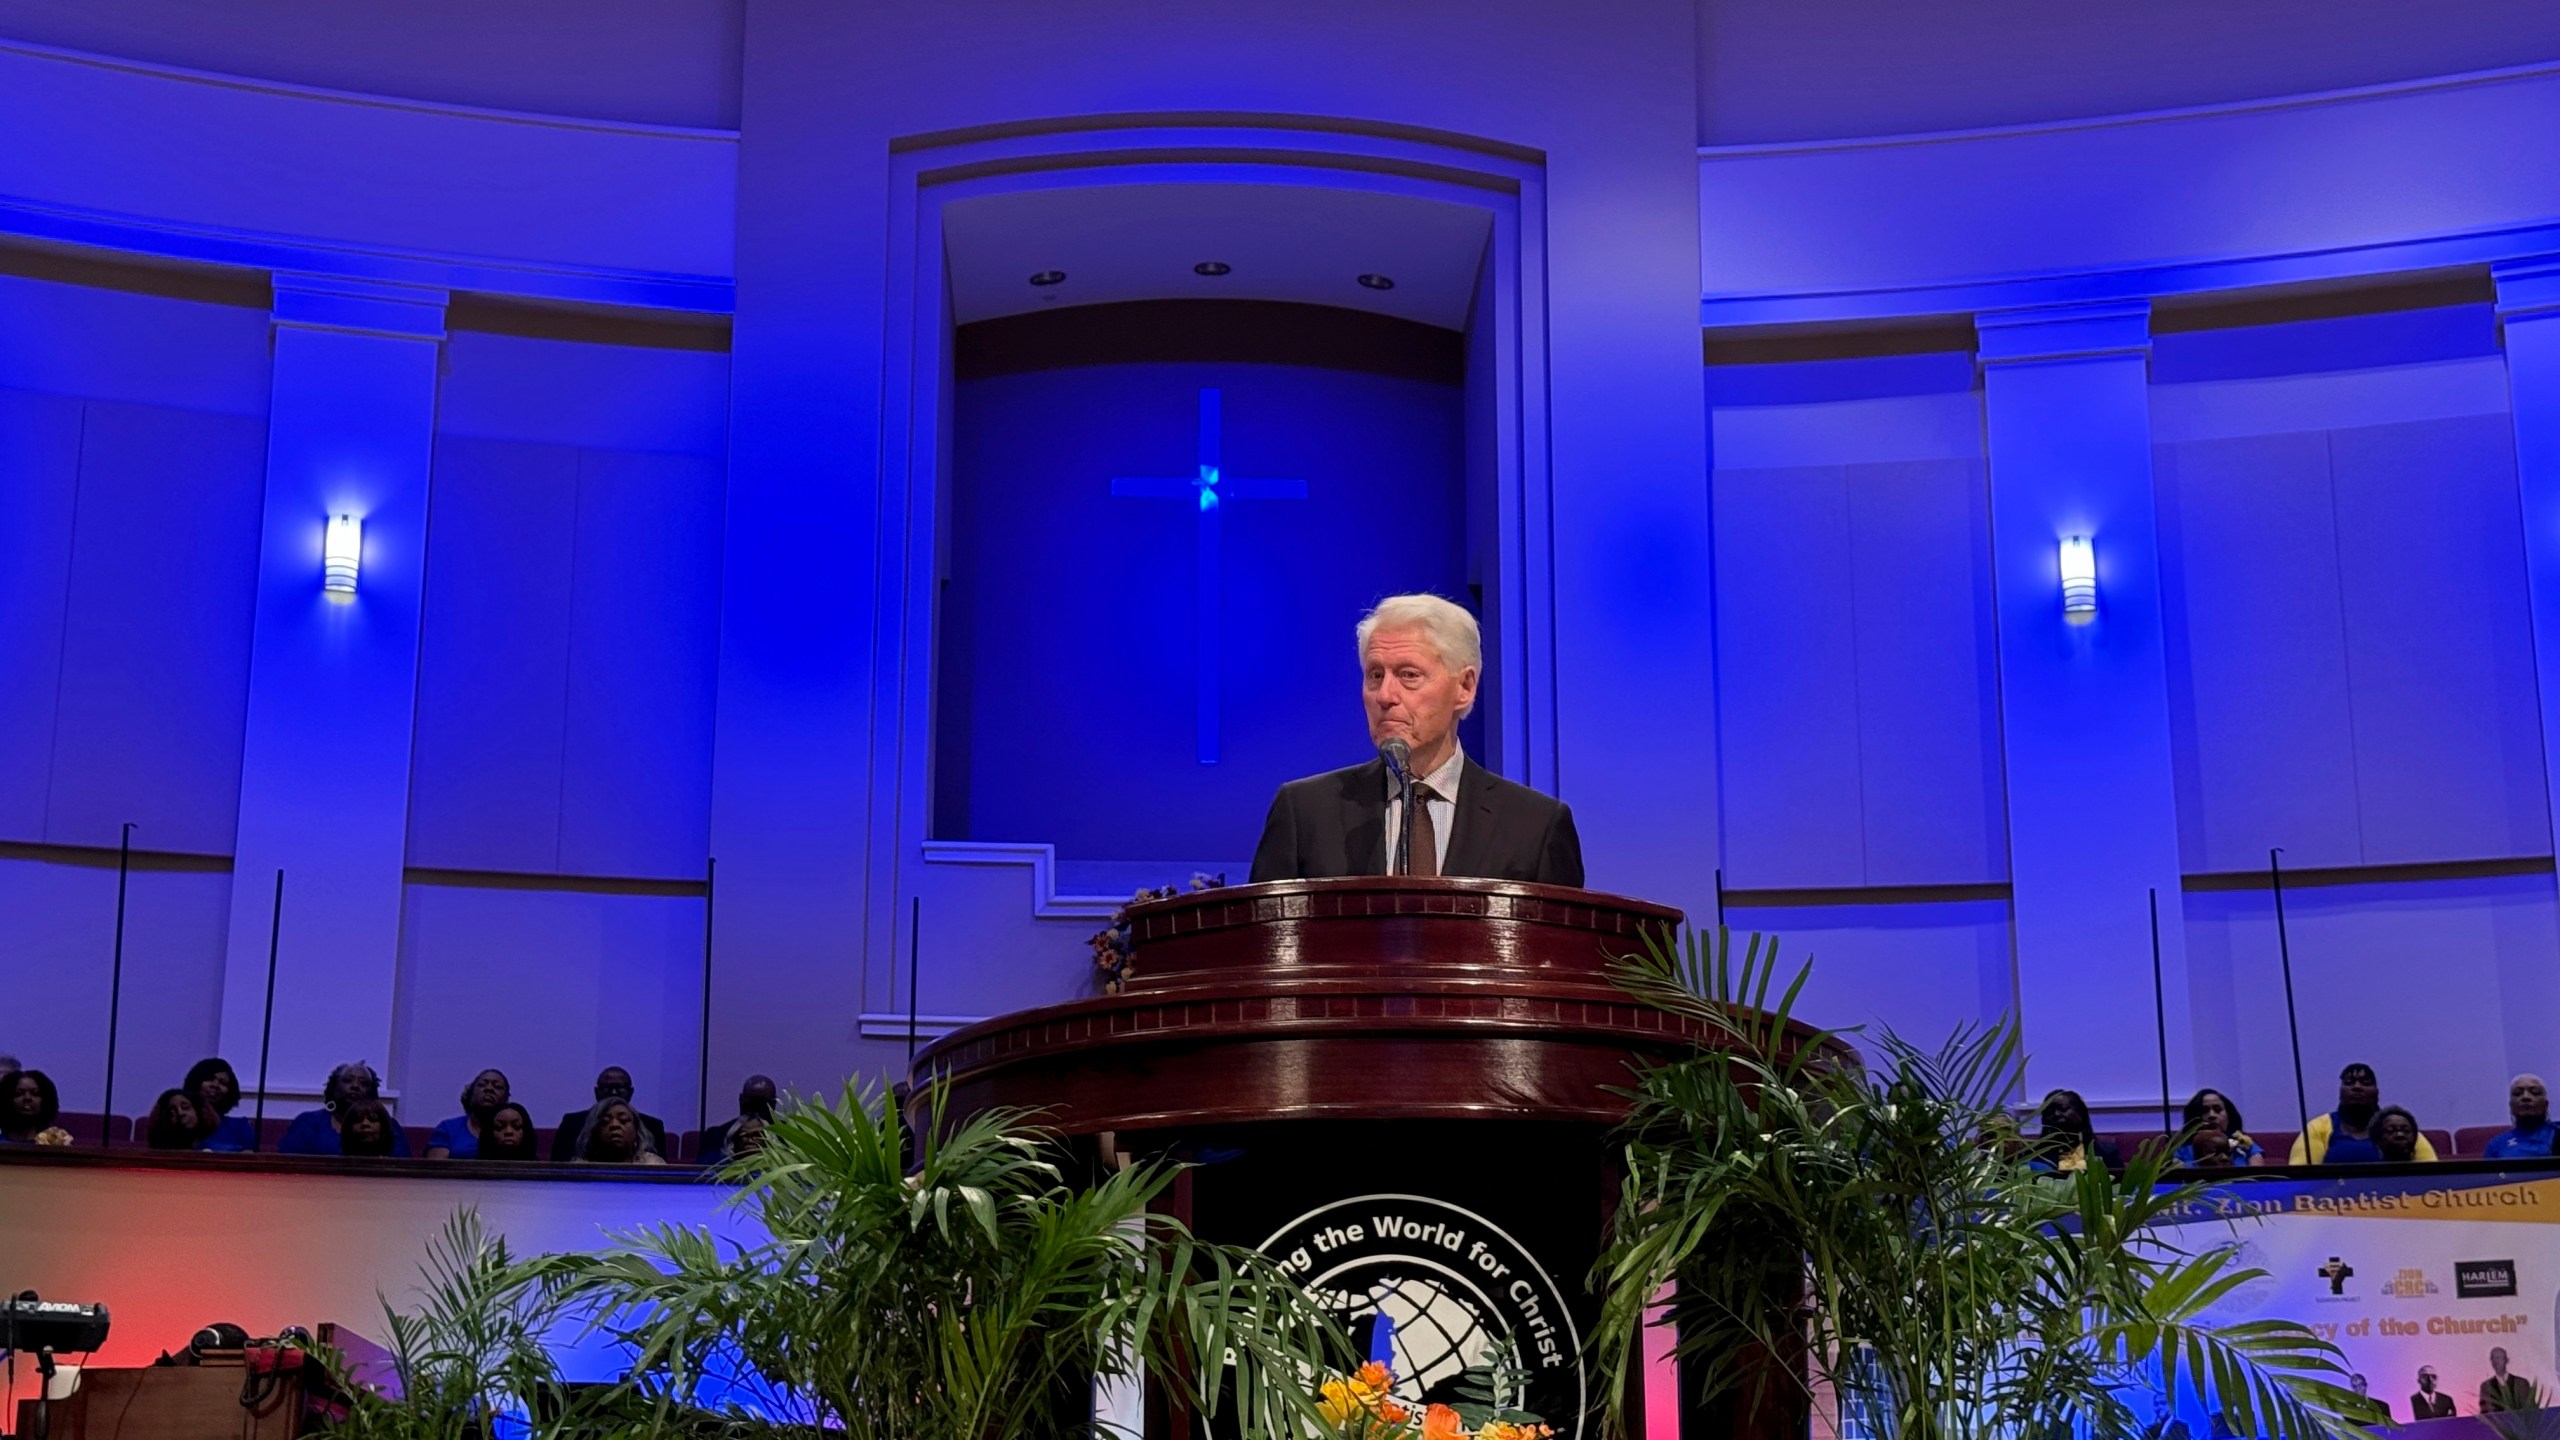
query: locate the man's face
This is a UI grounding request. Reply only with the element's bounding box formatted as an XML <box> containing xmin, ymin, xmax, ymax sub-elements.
<box><xmin>596</xmin><ymin>1068</ymin><xmax>634</xmax><ymax>1102</ymax></box>
<box><xmin>2338</xmin><ymin>1067</ymin><xmax>2378</xmax><ymax>1110</ymax></box>
<box><xmin>2493</xmin><ymin>1349</ymin><xmax>2510</xmax><ymax>1373</ymax></box>
<box><xmin>2514</xmin><ymin>1077</ymin><xmax>2549</xmax><ymax>1126</ymax></box>
<box><xmin>2420</xmin><ymin>1368</ymin><xmax>2438</xmax><ymax>1393</ymax></box>
<box><xmin>1362</xmin><ymin>627</ymin><xmax>1476</xmax><ymax>766</ymax></box>
<box><xmin>741</xmin><ymin>1076</ymin><xmax>778</xmax><ymax>1117</ymax></box>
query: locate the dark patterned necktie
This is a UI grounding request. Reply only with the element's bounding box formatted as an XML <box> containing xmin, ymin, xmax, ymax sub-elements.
<box><xmin>1406</xmin><ymin>781</ymin><xmax>1442</xmax><ymax>877</ymax></box>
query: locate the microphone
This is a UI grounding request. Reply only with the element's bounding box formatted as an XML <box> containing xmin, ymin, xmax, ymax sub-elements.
<box><xmin>1381</xmin><ymin>738</ymin><xmax>1416</xmax><ymax>876</ymax></box>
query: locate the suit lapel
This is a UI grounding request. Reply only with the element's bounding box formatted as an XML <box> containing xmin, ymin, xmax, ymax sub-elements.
<box><xmin>1440</xmin><ymin>757</ymin><xmax>1502</xmax><ymax>879</ymax></box>
<box><xmin>1342</xmin><ymin>760</ymin><xmax>1389</xmax><ymax>875</ymax></box>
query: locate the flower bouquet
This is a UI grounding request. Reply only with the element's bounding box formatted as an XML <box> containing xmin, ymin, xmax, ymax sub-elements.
<box><xmin>1311</xmin><ymin>1362</ymin><xmax>1554</xmax><ymax>1440</ymax></box>
<box><xmin>1087</xmin><ymin>871</ymin><xmax>1226</xmax><ymax>993</ymax></box>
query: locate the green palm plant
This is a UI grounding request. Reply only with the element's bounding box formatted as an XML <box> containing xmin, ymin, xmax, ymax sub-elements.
<box><xmin>1589</xmin><ymin>927</ymin><xmax>2385</xmax><ymax>1440</ymax></box>
<box><xmin>324</xmin><ymin>1208</ymin><xmax>619</xmax><ymax>1440</ymax></box>
<box><xmin>530</xmin><ymin>1082</ymin><xmax>1353</xmax><ymax>1440</ymax></box>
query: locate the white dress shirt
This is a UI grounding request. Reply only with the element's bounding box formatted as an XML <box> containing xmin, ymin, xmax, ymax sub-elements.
<box><xmin>1383</xmin><ymin>743</ymin><xmax>1464</xmax><ymax>875</ymax></box>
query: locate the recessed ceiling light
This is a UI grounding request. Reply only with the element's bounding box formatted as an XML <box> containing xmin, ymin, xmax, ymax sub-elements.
<box><xmin>1029</xmin><ymin>270</ymin><xmax>1067</xmax><ymax>287</ymax></box>
<box><xmin>1193</xmin><ymin>261</ymin><xmax>1232</xmax><ymax>277</ymax></box>
<box><xmin>1357</xmin><ymin>273</ymin><xmax>1395</xmax><ymax>291</ymax></box>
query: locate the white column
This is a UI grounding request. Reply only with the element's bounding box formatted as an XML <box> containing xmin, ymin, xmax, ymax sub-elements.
<box><xmin>1977</xmin><ymin>301</ymin><xmax>2195</xmax><ymax>1112</ymax></box>
<box><xmin>2496</xmin><ymin>258</ymin><xmax>2560</xmax><ymax>869</ymax></box>
<box><xmin>215</xmin><ymin>275</ymin><xmax>445</xmax><ymax>1098</ymax></box>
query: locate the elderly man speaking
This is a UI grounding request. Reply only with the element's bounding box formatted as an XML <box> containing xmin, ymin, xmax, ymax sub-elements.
<box><xmin>1249</xmin><ymin>594</ymin><xmax>1584</xmax><ymax>886</ymax></box>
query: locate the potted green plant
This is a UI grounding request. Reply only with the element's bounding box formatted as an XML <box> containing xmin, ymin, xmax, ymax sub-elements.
<box><xmin>1589</xmin><ymin>927</ymin><xmax>2385</xmax><ymax>1440</ymax></box>
<box><xmin>332</xmin><ymin>1084</ymin><xmax>1351</xmax><ymax>1440</ymax></box>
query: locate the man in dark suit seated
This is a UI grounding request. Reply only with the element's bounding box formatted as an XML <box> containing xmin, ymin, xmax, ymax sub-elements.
<box><xmin>1250</xmin><ymin>593</ymin><xmax>1582</xmax><ymax>887</ymax></box>
<box><xmin>700</xmin><ymin>1074</ymin><xmax>777</xmax><ymax>1166</ymax></box>
<box><xmin>551</xmin><ymin>1066</ymin><xmax>669</xmax><ymax>1162</ymax></box>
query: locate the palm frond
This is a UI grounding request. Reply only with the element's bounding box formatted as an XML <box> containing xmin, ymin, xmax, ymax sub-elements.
<box><xmin>1594</xmin><ymin>924</ymin><xmax>2373</xmax><ymax>1440</ymax></box>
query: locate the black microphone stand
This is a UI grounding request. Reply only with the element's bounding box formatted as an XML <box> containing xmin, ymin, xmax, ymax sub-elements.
<box><xmin>1384</xmin><ymin>745</ymin><xmax>1416</xmax><ymax>876</ymax></box>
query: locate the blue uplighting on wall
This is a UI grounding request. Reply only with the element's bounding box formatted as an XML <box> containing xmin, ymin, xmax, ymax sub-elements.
<box><xmin>1109</xmin><ymin>387</ymin><xmax>1309</xmax><ymax>766</ymax></box>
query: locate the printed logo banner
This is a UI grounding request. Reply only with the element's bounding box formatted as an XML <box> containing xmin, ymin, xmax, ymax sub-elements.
<box><xmin>2161</xmin><ymin>1171</ymin><xmax>2560</xmax><ymax>1425</ymax></box>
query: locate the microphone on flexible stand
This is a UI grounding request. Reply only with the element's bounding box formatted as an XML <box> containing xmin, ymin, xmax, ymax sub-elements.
<box><xmin>1380</xmin><ymin>738</ymin><xmax>1415</xmax><ymax>877</ymax></box>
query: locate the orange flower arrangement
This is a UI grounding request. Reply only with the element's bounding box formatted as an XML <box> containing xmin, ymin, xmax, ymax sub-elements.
<box><xmin>1309</xmin><ymin>1367</ymin><xmax>1551</xmax><ymax>1440</ymax></box>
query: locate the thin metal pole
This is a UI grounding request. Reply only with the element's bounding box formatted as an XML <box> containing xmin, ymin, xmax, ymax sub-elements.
<box><xmin>2271</xmin><ymin>848</ymin><xmax>2310</xmax><ymax>1134</ymax></box>
<box><xmin>697</xmin><ymin>856</ymin><xmax>716</xmax><ymax>1143</ymax></box>
<box><xmin>251</xmin><ymin>870</ymin><xmax>284</xmax><ymax>1151</ymax></box>
<box><xmin>2149</xmin><ymin>887</ymin><xmax>2172</xmax><ymax>1135</ymax></box>
<box><xmin>906</xmin><ymin>897</ymin><xmax>924</xmax><ymax>1063</ymax></box>
<box><xmin>101</xmin><ymin>823</ymin><xmax>134</xmax><ymax>1146</ymax></box>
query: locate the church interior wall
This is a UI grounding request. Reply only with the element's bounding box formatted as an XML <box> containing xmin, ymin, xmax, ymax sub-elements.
<box><xmin>1725</xmin><ymin>896</ymin><xmax>2017</xmax><ymax>1074</ymax></box>
<box><xmin>2184</xmin><ymin>872</ymin><xmax>2560</xmax><ymax>1142</ymax></box>
<box><xmin>1707</xmin><ymin>349</ymin><xmax>2007</xmax><ymax>894</ymax></box>
<box><xmin>0</xmin><ymin>36</ymin><xmax>736</xmax><ymax>309</ymax></box>
<box><xmin>391</xmin><ymin>880</ymin><xmax>709</xmax><ymax>1139</ymax></box>
<box><xmin>0</xmin><ymin>0</ymin><xmax>743</xmax><ymax>130</ymax></box>
<box><xmin>1696</xmin><ymin>60</ymin><xmax>2560</xmax><ymax>328</ymax></box>
<box><xmin>0</xmin><ymin>264</ymin><xmax>269</xmax><ymax>1111</ymax></box>
<box><xmin>4</xmin><ymin>0</ymin><xmax>2560</xmax><ymax>1123</ymax></box>
<box><xmin>936</xmin><ymin>334</ymin><xmax>1467</xmax><ymax>883</ymax></box>
<box><xmin>1697</xmin><ymin>0</ymin><xmax>2560</xmax><ymax>145</ymax></box>
<box><xmin>2153</xmin><ymin>303</ymin><xmax>2542</xmax><ymax>875</ymax></box>
<box><xmin>388</xmin><ymin>324</ymin><xmax>728</xmax><ymax>1115</ymax></box>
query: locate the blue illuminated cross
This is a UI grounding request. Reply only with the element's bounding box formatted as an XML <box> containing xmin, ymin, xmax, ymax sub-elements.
<box><xmin>1111</xmin><ymin>389</ymin><xmax>1306</xmax><ymax>764</ymax></box>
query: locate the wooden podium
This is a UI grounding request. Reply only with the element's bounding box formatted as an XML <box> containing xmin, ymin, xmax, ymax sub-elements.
<box><xmin>912</xmin><ymin>877</ymin><xmax>1806</xmax><ymax>1440</ymax></box>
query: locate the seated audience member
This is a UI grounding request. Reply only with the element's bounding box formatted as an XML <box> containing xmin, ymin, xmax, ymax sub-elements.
<box><xmin>185</xmin><ymin>1058</ymin><xmax>255</xmax><ymax>1152</ymax></box>
<box><xmin>700</xmin><ymin>1074</ymin><xmax>778</xmax><ymax>1166</ymax></box>
<box><xmin>2027</xmin><ymin>1089</ymin><xmax>2121</xmax><ymax>1174</ymax></box>
<box><xmin>2412</xmin><ymin>1365</ymin><xmax>2456</xmax><ymax>1419</ymax></box>
<box><xmin>337</xmin><ymin>1098</ymin><xmax>400</xmax><ymax>1158</ymax></box>
<box><xmin>144</xmin><ymin>1088</ymin><xmax>203</xmax><ymax>1150</ymax></box>
<box><xmin>2371</xmin><ymin>1105</ymin><xmax>2425</xmax><ymax>1164</ymax></box>
<box><xmin>2484</xmin><ymin>1073</ymin><xmax>2557</xmax><ymax>1160</ymax></box>
<box><xmin>2173</xmin><ymin>1088</ymin><xmax>2260</xmax><ymax>1168</ymax></box>
<box><xmin>278</xmin><ymin>1062</ymin><xmax>413</xmax><ymax>1157</ymax></box>
<box><xmin>552</xmin><ymin>1067</ymin><xmax>668</xmax><ymax>1162</ymax></box>
<box><xmin>2289</xmin><ymin>1062</ymin><xmax>2437</xmax><ymax>1164</ymax></box>
<box><xmin>477</xmin><ymin>1103</ymin><xmax>540</xmax><ymax>1161</ymax></box>
<box><xmin>725</xmin><ymin>1115</ymin><xmax>770</xmax><ymax>1160</ymax></box>
<box><xmin>2481</xmin><ymin>1347</ymin><xmax>2538</xmax><ymax>1414</ymax></box>
<box><xmin>426</xmin><ymin>1069</ymin><xmax>512</xmax><ymax>1159</ymax></box>
<box><xmin>572</xmin><ymin>1097</ymin><xmax>664</xmax><ymax>1165</ymax></box>
<box><xmin>0</xmin><ymin>1068</ymin><xmax>72</xmax><ymax>1146</ymax></box>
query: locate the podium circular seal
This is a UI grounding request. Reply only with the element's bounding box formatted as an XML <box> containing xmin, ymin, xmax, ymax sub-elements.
<box><xmin>1260</xmin><ymin>1193</ymin><xmax>1586</xmax><ymax>1432</ymax></box>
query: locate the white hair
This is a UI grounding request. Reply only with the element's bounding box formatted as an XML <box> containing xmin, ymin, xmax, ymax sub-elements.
<box><xmin>1355</xmin><ymin>594</ymin><xmax>1482</xmax><ymax>715</ymax></box>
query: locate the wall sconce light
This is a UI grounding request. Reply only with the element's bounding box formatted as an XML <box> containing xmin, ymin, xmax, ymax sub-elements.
<box><xmin>2058</xmin><ymin>535</ymin><xmax>2096</xmax><ymax>619</ymax></box>
<box><xmin>323</xmin><ymin>514</ymin><xmax>362</xmax><ymax>597</ymax></box>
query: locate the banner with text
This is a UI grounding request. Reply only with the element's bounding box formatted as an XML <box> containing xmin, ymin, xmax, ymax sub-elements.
<box><xmin>2164</xmin><ymin>1169</ymin><xmax>2560</xmax><ymax>1425</ymax></box>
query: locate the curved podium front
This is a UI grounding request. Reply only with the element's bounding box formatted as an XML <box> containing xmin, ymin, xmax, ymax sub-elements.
<box><xmin>911</xmin><ymin>877</ymin><xmax>1805</xmax><ymax>1440</ymax></box>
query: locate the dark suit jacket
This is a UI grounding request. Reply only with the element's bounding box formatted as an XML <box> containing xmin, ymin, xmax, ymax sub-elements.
<box><xmin>1249</xmin><ymin>756</ymin><xmax>1583</xmax><ymax>887</ymax></box>
<box><xmin>551</xmin><ymin>1107</ymin><xmax>670</xmax><ymax>1162</ymax></box>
